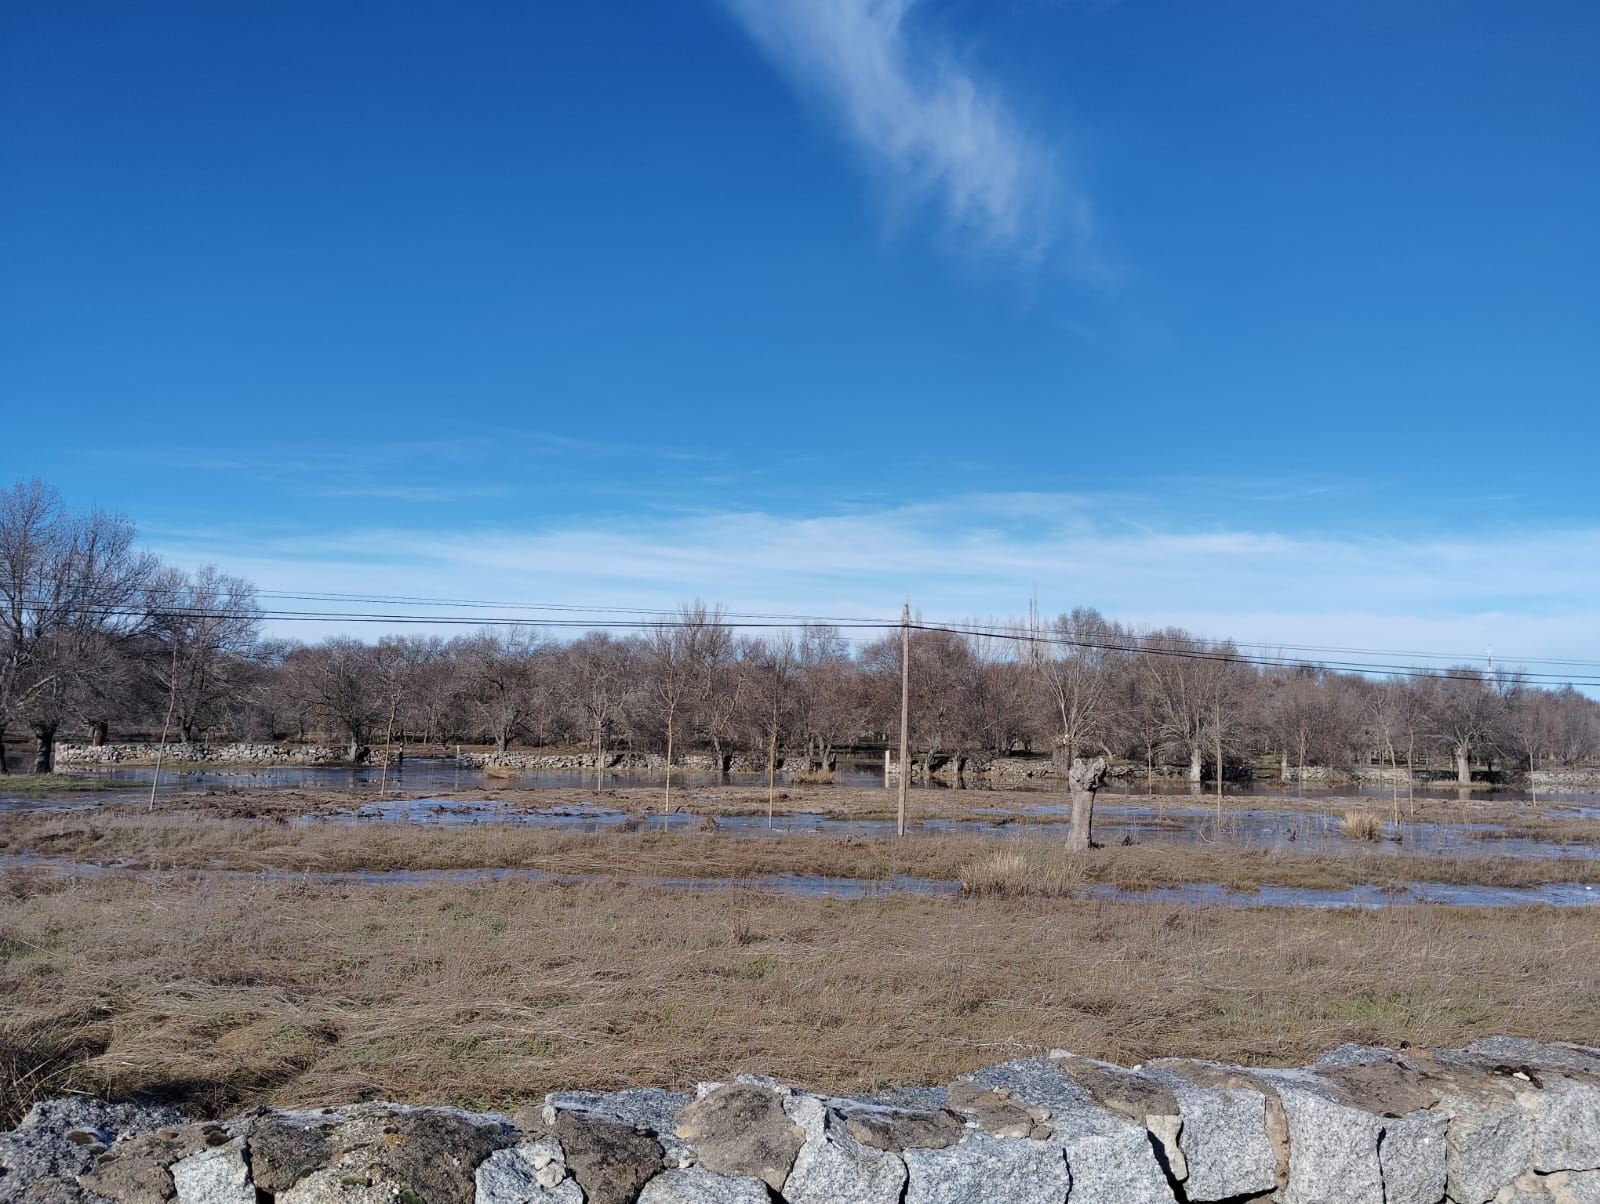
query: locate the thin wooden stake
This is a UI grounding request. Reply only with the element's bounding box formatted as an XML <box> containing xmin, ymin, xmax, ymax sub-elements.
<box><xmin>148</xmin><ymin>643</ymin><xmax>178</xmax><ymax>813</ymax></box>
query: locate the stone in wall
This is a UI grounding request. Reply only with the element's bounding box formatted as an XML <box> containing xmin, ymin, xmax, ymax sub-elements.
<box><xmin>8</xmin><ymin>1040</ymin><xmax>1600</xmax><ymax>1204</ymax></box>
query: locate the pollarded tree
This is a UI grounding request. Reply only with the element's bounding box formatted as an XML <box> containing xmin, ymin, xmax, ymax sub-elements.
<box><xmin>1428</xmin><ymin>666</ymin><xmax>1504</xmax><ymax>784</ymax></box>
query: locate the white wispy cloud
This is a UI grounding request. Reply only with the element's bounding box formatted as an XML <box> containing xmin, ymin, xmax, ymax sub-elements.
<box><xmin>720</xmin><ymin>0</ymin><xmax>1083</xmax><ymax>259</ymax></box>
<box><xmin>148</xmin><ymin>494</ymin><xmax>1600</xmax><ymax>679</ymax></box>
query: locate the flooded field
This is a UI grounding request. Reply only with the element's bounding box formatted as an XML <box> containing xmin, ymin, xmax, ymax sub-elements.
<box><xmin>4</xmin><ymin>852</ymin><xmax>1596</xmax><ymax>908</ymax></box>
<box><xmin>5</xmin><ymin>762</ymin><xmax>1599</xmax><ymax>910</ymax></box>
<box><xmin>272</xmin><ymin>795</ymin><xmax>1600</xmax><ymax>862</ymax></box>
<box><xmin>13</xmin><ymin>755</ymin><xmax>1600</xmax><ymax>808</ymax></box>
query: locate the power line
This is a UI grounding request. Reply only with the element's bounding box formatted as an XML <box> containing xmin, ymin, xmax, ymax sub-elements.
<box><xmin>8</xmin><ymin>578</ymin><xmax>1600</xmax><ymax>672</ymax></box>
<box><xmin>9</xmin><ymin>591</ymin><xmax>1600</xmax><ymax>688</ymax></box>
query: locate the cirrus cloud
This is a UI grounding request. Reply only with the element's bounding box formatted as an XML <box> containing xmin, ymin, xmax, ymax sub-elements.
<box><xmin>719</xmin><ymin>0</ymin><xmax>1087</xmax><ymax>262</ymax></box>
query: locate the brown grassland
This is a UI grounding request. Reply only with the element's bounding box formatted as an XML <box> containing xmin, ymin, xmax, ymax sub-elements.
<box><xmin>2</xmin><ymin>780</ymin><xmax>1597</xmax><ymax>1128</ymax></box>
<box><xmin>3</xmin><ymin>870</ymin><xmax>1598</xmax><ymax>1129</ymax></box>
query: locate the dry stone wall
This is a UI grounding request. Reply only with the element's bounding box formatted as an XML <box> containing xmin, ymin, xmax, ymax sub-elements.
<box><xmin>1531</xmin><ymin>769</ymin><xmax>1600</xmax><ymax>792</ymax></box>
<box><xmin>456</xmin><ymin>751</ymin><xmax>817</xmax><ymax>775</ymax></box>
<box><xmin>5</xmin><ymin>1038</ymin><xmax>1600</xmax><ymax>1204</ymax></box>
<box><xmin>53</xmin><ymin>743</ymin><xmax>397</xmax><ymax>767</ymax></box>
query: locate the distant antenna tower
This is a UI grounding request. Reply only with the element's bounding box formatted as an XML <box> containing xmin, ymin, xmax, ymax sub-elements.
<box><xmin>1028</xmin><ymin>585</ymin><xmax>1042</xmax><ymax>670</ymax></box>
<box><xmin>1487</xmin><ymin>646</ymin><xmax>1493</xmax><ymax>672</ymax></box>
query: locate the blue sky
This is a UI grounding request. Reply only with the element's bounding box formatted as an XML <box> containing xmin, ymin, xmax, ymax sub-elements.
<box><xmin>3</xmin><ymin>1</ymin><xmax>1597</xmax><ymax>670</ymax></box>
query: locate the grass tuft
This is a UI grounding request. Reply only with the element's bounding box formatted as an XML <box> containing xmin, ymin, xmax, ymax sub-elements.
<box><xmin>957</xmin><ymin>849</ymin><xmax>1087</xmax><ymax>897</ymax></box>
<box><xmin>1341</xmin><ymin>811</ymin><xmax>1384</xmax><ymax>841</ymax></box>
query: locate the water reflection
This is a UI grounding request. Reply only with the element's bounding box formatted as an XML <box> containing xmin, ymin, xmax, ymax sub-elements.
<box><xmin>281</xmin><ymin>797</ymin><xmax>1599</xmax><ymax>862</ymax></box>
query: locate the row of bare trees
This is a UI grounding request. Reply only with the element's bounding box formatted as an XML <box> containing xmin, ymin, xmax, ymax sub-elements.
<box><xmin>1</xmin><ymin>480</ymin><xmax>262</xmax><ymax>773</ymax></box>
<box><xmin>97</xmin><ymin>607</ymin><xmax>1600</xmax><ymax>786</ymax></box>
<box><xmin>6</xmin><ymin>478</ymin><xmax>1600</xmax><ymax>780</ymax></box>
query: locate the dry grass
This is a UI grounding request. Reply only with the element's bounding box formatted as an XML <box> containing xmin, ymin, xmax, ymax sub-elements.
<box><xmin>1</xmin><ymin>870</ymin><xmax>1596</xmax><ymax>1127</ymax></box>
<box><xmin>957</xmin><ymin>849</ymin><xmax>1087</xmax><ymax>897</ymax></box>
<box><xmin>0</xmin><ymin>774</ymin><xmax>126</xmax><ymax>795</ymax></box>
<box><xmin>1341</xmin><ymin>810</ymin><xmax>1385</xmax><ymax>841</ymax></box>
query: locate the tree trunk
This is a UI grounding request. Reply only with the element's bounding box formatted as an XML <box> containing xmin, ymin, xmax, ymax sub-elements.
<box><xmin>1388</xmin><ymin>741</ymin><xmax>1401</xmax><ymax>828</ymax></box>
<box><xmin>1280</xmin><ymin>749</ymin><xmax>1290</xmax><ymax>781</ymax></box>
<box><xmin>1065</xmin><ymin>757</ymin><xmax>1106</xmax><ymax>852</ymax></box>
<box><xmin>594</xmin><ymin>724</ymin><xmax>604</xmax><ymax>791</ymax></box>
<box><xmin>90</xmin><ymin>720</ymin><xmax>108</xmax><ymax>747</ymax></box>
<box><xmin>0</xmin><ymin>731</ymin><xmax>8</xmax><ymax>775</ymax></box>
<box><xmin>180</xmin><ymin>721</ymin><xmax>194</xmax><ymax>742</ymax></box>
<box><xmin>1067</xmin><ymin>790</ymin><xmax>1095</xmax><ymax>851</ymax></box>
<box><xmin>1406</xmin><ymin>737</ymin><xmax>1416</xmax><ymax>817</ymax></box>
<box><xmin>1188</xmin><ymin>745</ymin><xmax>1203</xmax><ymax>783</ymax></box>
<box><xmin>1455</xmin><ymin>746</ymin><xmax>1471</xmax><ymax>785</ymax></box>
<box><xmin>495</xmin><ymin>732</ymin><xmax>509</xmax><ymax>754</ymax></box>
<box><xmin>1215</xmin><ymin>717</ymin><xmax>1224</xmax><ymax>819</ymax></box>
<box><xmin>663</xmin><ymin>718</ymin><xmax>674</xmax><ymax>816</ymax></box>
<box><xmin>767</xmin><ymin>722</ymin><xmax>778</xmax><ymax>829</ymax></box>
<box><xmin>32</xmin><ymin>724</ymin><xmax>55</xmax><ymax>774</ymax></box>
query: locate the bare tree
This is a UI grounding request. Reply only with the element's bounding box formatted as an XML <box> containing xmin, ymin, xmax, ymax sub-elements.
<box><xmin>0</xmin><ymin>480</ymin><xmax>159</xmax><ymax>772</ymax></box>
<box><xmin>1428</xmin><ymin>666</ymin><xmax>1503</xmax><ymax>784</ymax></box>
<box><xmin>457</xmin><ymin>628</ymin><xmax>547</xmax><ymax>753</ymax></box>
<box><xmin>147</xmin><ymin>564</ymin><xmax>262</xmax><ymax>742</ymax></box>
<box><xmin>285</xmin><ymin>638</ymin><xmax>381</xmax><ymax>761</ymax></box>
<box><xmin>644</xmin><ymin>601</ymin><xmax>726</xmax><ymax>813</ymax></box>
<box><xmin>1036</xmin><ymin>608</ymin><xmax>1119</xmax><ymax>765</ymax></box>
<box><xmin>562</xmin><ymin>632</ymin><xmax>633</xmax><ymax>790</ymax></box>
<box><xmin>1135</xmin><ymin>628</ymin><xmax>1212</xmax><ymax>786</ymax></box>
<box><xmin>962</xmin><ymin>621</ymin><xmax>1034</xmax><ymax>757</ymax></box>
<box><xmin>1548</xmin><ymin>686</ymin><xmax>1600</xmax><ymax>767</ymax></box>
<box><xmin>743</xmin><ymin>633</ymin><xmax>797</xmax><ymax>824</ymax></box>
<box><xmin>793</xmin><ymin>623</ymin><xmax>859</xmax><ymax>771</ymax></box>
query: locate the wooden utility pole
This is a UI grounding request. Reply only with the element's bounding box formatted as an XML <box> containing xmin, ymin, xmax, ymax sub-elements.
<box><xmin>897</xmin><ymin>600</ymin><xmax>910</xmax><ymax>838</ymax></box>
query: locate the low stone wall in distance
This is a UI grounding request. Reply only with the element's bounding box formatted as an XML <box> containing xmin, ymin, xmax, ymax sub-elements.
<box><xmin>457</xmin><ymin>750</ymin><xmax>819</xmax><ymax>775</ymax></box>
<box><xmin>1531</xmin><ymin>768</ymin><xmax>1600</xmax><ymax>792</ymax></box>
<box><xmin>53</xmin><ymin>742</ymin><xmax>398</xmax><ymax>767</ymax></box>
<box><xmin>5</xmin><ymin>1038</ymin><xmax>1600</xmax><ymax>1204</ymax></box>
